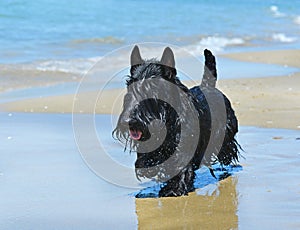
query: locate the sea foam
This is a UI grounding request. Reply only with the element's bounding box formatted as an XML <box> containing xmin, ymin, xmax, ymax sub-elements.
<box><xmin>272</xmin><ymin>33</ymin><xmax>297</xmax><ymax>43</ymax></box>
<box><xmin>186</xmin><ymin>36</ymin><xmax>245</xmax><ymax>55</ymax></box>
<box><xmin>269</xmin><ymin>5</ymin><xmax>285</xmax><ymax>18</ymax></box>
<box><xmin>35</xmin><ymin>58</ymin><xmax>99</xmax><ymax>74</ymax></box>
<box><xmin>294</xmin><ymin>16</ymin><xmax>300</xmax><ymax>25</ymax></box>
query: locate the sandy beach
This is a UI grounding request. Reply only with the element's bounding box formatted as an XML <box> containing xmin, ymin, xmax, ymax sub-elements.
<box><xmin>1</xmin><ymin>49</ymin><xmax>300</xmax><ymax>229</ymax></box>
<box><xmin>1</xmin><ymin>49</ymin><xmax>299</xmax><ymax>130</ymax></box>
<box><xmin>0</xmin><ymin>66</ymin><xmax>80</xmax><ymax>93</ymax></box>
<box><xmin>2</xmin><ymin>0</ymin><xmax>300</xmax><ymax>228</ymax></box>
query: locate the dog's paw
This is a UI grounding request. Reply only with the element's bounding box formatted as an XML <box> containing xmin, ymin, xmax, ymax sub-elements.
<box><xmin>158</xmin><ymin>183</ymin><xmax>193</xmax><ymax>197</ymax></box>
<box><xmin>159</xmin><ymin>188</ymin><xmax>187</xmax><ymax>197</ymax></box>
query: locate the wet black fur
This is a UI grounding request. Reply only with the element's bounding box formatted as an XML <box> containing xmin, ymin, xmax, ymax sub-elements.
<box><xmin>113</xmin><ymin>46</ymin><xmax>240</xmax><ymax>197</ymax></box>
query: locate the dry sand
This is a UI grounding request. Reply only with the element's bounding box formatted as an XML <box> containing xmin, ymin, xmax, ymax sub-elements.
<box><xmin>1</xmin><ymin>49</ymin><xmax>300</xmax><ymax>130</ymax></box>
<box><xmin>222</xmin><ymin>49</ymin><xmax>300</xmax><ymax>68</ymax></box>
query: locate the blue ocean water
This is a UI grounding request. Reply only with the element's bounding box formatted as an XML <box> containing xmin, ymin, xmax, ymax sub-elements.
<box><xmin>1</xmin><ymin>0</ymin><xmax>300</xmax><ymax>64</ymax></box>
<box><xmin>0</xmin><ymin>0</ymin><xmax>299</xmax><ymax>97</ymax></box>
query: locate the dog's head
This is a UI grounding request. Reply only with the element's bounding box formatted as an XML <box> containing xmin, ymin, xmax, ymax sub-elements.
<box><xmin>113</xmin><ymin>46</ymin><xmax>196</xmax><ymax>180</ymax></box>
<box><xmin>113</xmin><ymin>46</ymin><xmax>182</xmax><ymax>145</ymax></box>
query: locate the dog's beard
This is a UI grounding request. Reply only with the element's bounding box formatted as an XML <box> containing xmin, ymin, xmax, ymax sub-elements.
<box><xmin>113</xmin><ymin>89</ymin><xmax>199</xmax><ymax>181</ymax></box>
<box><xmin>114</xmin><ymin>109</ymin><xmax>181</xmax><ymax>181</ymax></box>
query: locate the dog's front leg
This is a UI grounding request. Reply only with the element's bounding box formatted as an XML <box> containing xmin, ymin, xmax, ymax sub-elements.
<box><xmin>158</xmin><ymin>165</ymin><xmax>195</xmax><ymax>197</ymax></box>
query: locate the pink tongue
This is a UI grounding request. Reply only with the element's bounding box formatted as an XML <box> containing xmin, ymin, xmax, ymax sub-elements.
<box><xmin>129</xmin><ymin>130</ymin><xmax>142</xmax><ymax>140</ymax></box>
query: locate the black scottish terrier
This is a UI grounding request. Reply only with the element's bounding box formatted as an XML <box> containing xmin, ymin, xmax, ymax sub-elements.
<box><xmin>113</xmin><ymin>46</ymin><xmax>239</xmax><ymax>197</ymax></box>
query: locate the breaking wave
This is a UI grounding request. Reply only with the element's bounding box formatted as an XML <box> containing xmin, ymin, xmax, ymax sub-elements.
<box><xmin>272</xmin><ymin>33</ymin><xmax>297</xmax><ymax>43</ymax></box>
<box><xmin>185</xmin><ymin>36</ymin><xmax>246</xmax><ymax>55</ymax></box>
<box><xmin>269</xmin><ymin>5</ymin><xmax>286</xmax><ymax>18</ymax></box>
<box><xmin>294</xmin><ymin>16</ymin><xmax>300</xmax><ymax>25</ymax></box>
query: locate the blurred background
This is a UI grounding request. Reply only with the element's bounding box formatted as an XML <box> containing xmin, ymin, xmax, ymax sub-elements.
<box><xmin>0</xmin><ymin>0</ymin><xmax>299</xmax><ymax>70</ymax></box>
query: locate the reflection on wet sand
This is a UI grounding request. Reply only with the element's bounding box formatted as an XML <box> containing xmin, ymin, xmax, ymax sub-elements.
<box><xmin>136</xmin><ymin>177</ymin><xmax>238</xmax><ymax>229</ymax></box>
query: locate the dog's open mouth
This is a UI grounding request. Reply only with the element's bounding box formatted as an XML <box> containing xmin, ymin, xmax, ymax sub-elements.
<box><xmin>129</xmin><ymin>129</ymin><xmax>142</xmax><ymax>140</ymax></box>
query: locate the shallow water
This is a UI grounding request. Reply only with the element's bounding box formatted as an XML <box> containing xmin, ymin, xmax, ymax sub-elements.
<box><xmin>0</xmin><ymin>113</ymin><xmax>299</xmax><ymax>229</ymax></box>
<box><xmin>0</xmin><ymin>55</ymin><xmax>298</xmax><ymax>105</ymax></box>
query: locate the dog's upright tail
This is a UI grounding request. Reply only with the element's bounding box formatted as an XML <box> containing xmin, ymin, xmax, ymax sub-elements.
<box><xmin>201</xmin><ymin>49</ymin><xmax>217</xmax><ymax>88</ymax></box>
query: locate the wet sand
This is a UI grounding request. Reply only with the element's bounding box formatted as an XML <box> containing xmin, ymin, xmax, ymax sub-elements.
<box><xmin>1</xmin><ymin>74</ymin><xmax>299</xmax><ymax>129</ymax></box>
<box><xmin>1</xmin><ymin>49</ymin><xmax>300</xmax><ymax>129</ymax></box>
<box><xmin>1</xmin><ymin>49</ymin><xmax>300</xmax><ymax>229</ymax></box>
<box><xmin>1</xmin><ymin>113</ymin><xmax>299</xmax><ymax>229</ymax></box>
<box><xmin>0</xmin><ymin>66</ymin><xmax>79</xmax><ymax>93</ymax></box>
<box><xmin>136</xmin><ymin>177</ymin><xmax>239</xmax><ymax>229</ymax></box>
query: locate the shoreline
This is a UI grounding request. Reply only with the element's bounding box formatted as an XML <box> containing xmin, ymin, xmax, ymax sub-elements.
<box><xmin>0</xmin><ymin>49</ymin><xmax>300</xmax><ymax>130</ymax></box>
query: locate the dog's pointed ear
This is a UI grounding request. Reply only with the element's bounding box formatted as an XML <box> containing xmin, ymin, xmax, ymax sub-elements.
<box><xmin>160</xmin><ymin>47</ymin><xmax>175</xmax><ymax>68</ymax></box>
<box><xmin>130</xmin><ymin>45</ymin><xmax>142</xmax><ymax>66</ymax></box>
<box><xmin>130</xmin><ymin>45</ymin><xmax>143</xmax><ymax>75</ymax></box>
